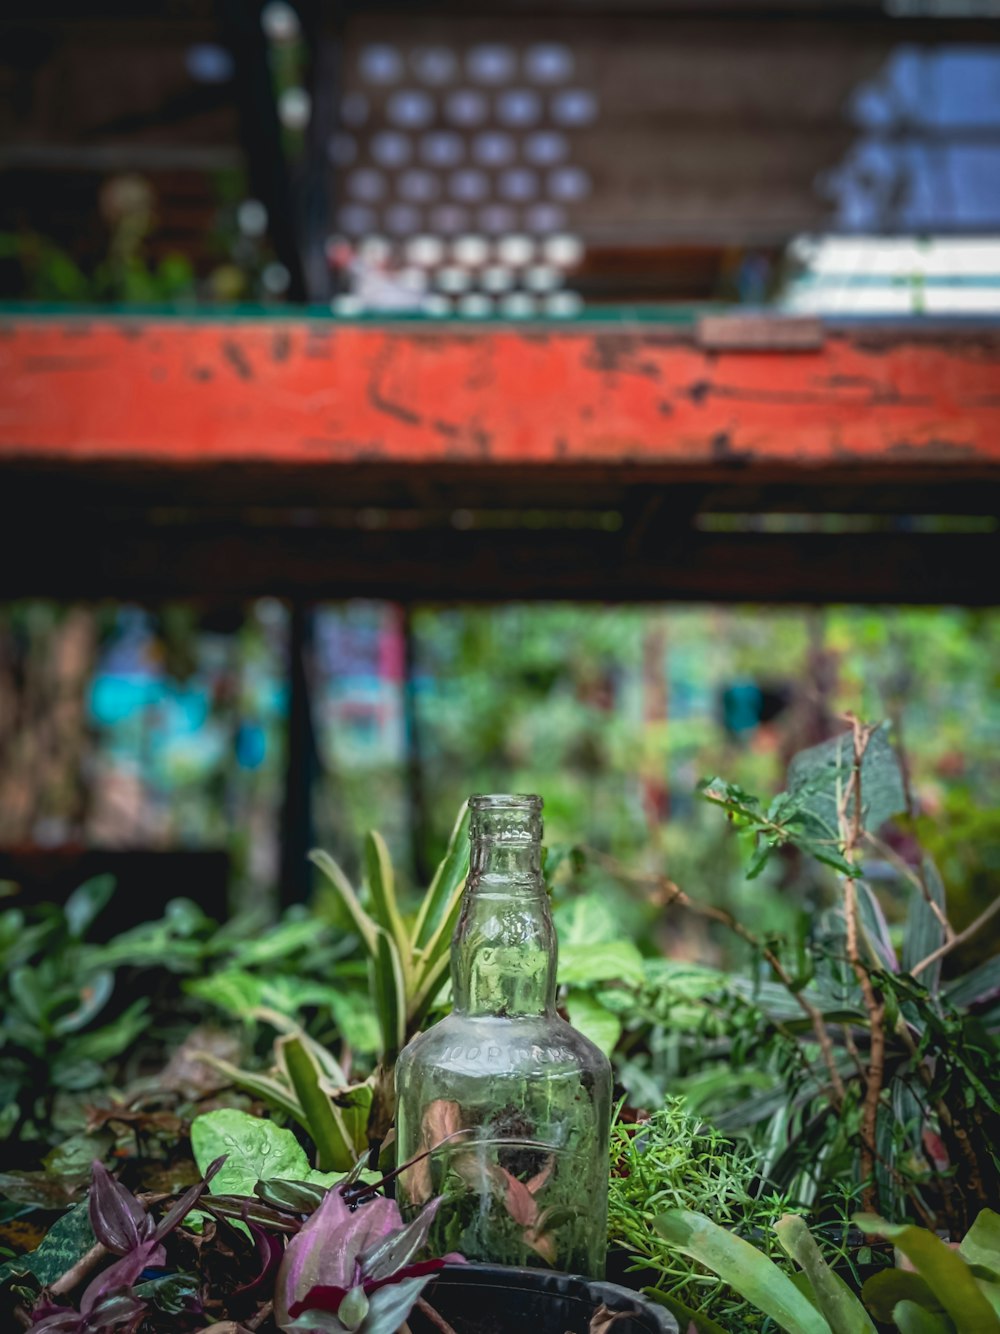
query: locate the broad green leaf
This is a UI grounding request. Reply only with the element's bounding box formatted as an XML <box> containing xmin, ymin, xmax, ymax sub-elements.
<box><xmin>654</xmin><ymin>1209</ymin><xmax>830</xmax><ymax>1334</ymax></box>
<box><xmin>278</xmin><ymin>1035</ymin><xmax>357</xmax><ymax>1172</ymax></box>
<box><xmin>559</xmin><ymin>939</ymin><xmax>645</xmax><ymax>988</ymax></box>
<box><xmin>566</xmin><ymin>989</ymin><xmax>621</xmax><ymax>1056</ymax></box>
<box><xmin>52</xmin><ymin>969</ymin><xmax>115</xmax><ymax>1034</ymax></box>
<box><xmin>411</xmin><ymin>802</ymin><xmax>470</xmax><ymax>951</ymax></box>
<box><xmin>0</xmin><ymin>1199</ymin><xmax>95</xmax><ymax>1287</ymax></box>
<box><xmin>365</xmin><ymin>831</ymin><xmax>408</xmax><ymax>966</ymax></box>
<box><xmin>862</xmin><ymin>1269</ymin><xmax>943</xmax><ymax>1321</ymax></box>
<box><xmin>786</xmin><ymin>724</ymin><xmax>906</xmax><ymax>843</ymax></box>
<box><xmin>775</xmin><ymin>1213</ymin><xmax>878</xmax><ymax>1334</ymax></box>
<box><xmin>945</xmin><ymin>957</ymin><xmax>1000</xmax><ymax>1010</ymax></box>
<box><xmin>309</xmin><ymin>849</ymin><xmax>378</xmax><ymax>956</ymax></box>
<box><xmin>962</xmin><ymin>1210</ymin><xmax>1000</xmax><ymax>1277</ymax></box>
<box><xmin>903</xmin><ymin>859</ymin><xmax>948</xmax><ymax>991</ymax></box>
<box><xmin>372</xmin><ymin>927</ymin><xmax>406</xmax><ymax>1062</ymax></box>
<box><xmin>892</xmin><ymin>1300</ymin><xmax>954</xmax><ymax>1334</ymax></box>
<box><xmin>190</xmin><ymin>1108</ymin><xmax>310</xmax><ymax>1197</ymax></box>
<box><xmin>855</xmin><ymin>1215</ymin><xmax>1000</xmax><ymax>1332</ymax></box>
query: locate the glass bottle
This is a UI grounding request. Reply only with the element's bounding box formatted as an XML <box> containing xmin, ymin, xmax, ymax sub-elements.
<box><xmin>395</xmin><ymin>794</ymin><xmax>612</xmax><ymax>1277</ymax></box>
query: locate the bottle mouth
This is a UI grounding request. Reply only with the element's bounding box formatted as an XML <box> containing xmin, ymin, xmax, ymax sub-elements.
<box><xmin>468</xmin><ymin>793</ymin><xmax>543</xmax><ymax>843</ymax></box>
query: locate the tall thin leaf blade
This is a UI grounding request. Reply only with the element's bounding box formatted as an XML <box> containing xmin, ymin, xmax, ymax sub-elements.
<box><xmin>653</xmin><ymin>1209</ymin><xmax>830</xmax><ymax>1334</ymax></box>
<box><xmin>372</xmin><ymin>927</ymin><xmax>406</xmax><ymax>1062</ymax></box>
<box><xmin>365</xmin><ymin>831</ymin><xmax>409</xmax><ymax>965</ymax></box>
<box><xmin>309</xmin><ymin>849</ymin><xmax>378</xmax><ymax>956</ymax></box>
<box><xmin>902</xmin><ymin>859</ymin><xmax>947</xmax><ymax>991</ymax></box>
<box><xmin>278</xmin><ymin>1035</ymin><xmax>357</xmax><ymax>1173</ymax></box>
<box><xmin>412</xmin><ymin>803</ymin><xmax>470</xmax><ymax>951</ymax></box>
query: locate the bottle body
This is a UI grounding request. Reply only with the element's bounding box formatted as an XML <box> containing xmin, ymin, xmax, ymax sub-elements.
<box><xmin>395</xmin><ymin>794</ymin><xmax>611</xmax><ymax>1276</ymax></box>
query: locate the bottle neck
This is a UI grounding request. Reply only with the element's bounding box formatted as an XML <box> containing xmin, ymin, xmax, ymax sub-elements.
<box><xmin>451</xmin><ymin>800</ymin><xmax>556</xmax><ymax>1019</ymax></box>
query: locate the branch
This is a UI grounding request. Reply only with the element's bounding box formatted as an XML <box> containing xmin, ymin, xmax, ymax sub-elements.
<box><xmin>911</xmin><ymin>893</ymin><xmax>1000</xmax><ymax>979</ymax></box>
<box><xmin>415</xmin><ymin>1297</ymin><xmax>459</xmax><ymax>1334</ymax></box>
<box><xmin>48</xmin><ymin>1241</ymin><xmax>108</xmax><ymax>1298</ymax></box>
<box><xmin>862</xmin><ymin>832</ymin><xmax>954</xmax><ymax>942</ymax></box>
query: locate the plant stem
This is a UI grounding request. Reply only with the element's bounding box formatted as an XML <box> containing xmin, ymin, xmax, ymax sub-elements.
<box><xmin>910</xmin><ymin>894</ymin><xmax>1000</xmax><ymax>978</ymax></box>
<box><xmin>48</xmin><ymin>1241</ymin><xmax>109</xmax><ymax>1297</ymax></box>
<box><xmin>415</xmin><ymin>1296</ymin><xmax>459</xmax><ymax>1334</ymax></box>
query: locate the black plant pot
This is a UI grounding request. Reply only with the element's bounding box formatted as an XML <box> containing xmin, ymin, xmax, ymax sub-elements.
<box><xmin>408</xmin><ymin>1263</ymin><xmax>678</xmax><ymax>1334</ymax></box>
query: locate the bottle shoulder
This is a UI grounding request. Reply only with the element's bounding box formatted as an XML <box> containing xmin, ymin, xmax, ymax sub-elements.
<box><xmin>396</xmin><ymin>1012</ymin><xmax>611</xmax><ymax>1084</ymax></box>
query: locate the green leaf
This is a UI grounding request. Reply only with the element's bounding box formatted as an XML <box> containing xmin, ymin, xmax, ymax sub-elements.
<box><xmin>855</xmin><ymin>1215</ymin><xmax>1000</xmax><ymax>1332</ymax></box>
<box><xmin>559</xmin><ymin>940</ymin><xmax>645</xmax><ymax>988</ymax></box>
<box><xmin>365</xmin><ymin>831</ymin><xmax>408</xmax><ymax>964</ymax></box>
<box><xmin>188</xmin><ymin>1051</ymin><xmax>306</xmax><ymax>1127</ymax></box>
<box><xmin>411</xmin><ymin>802</ymin><xmax>470</xmax><ymax>952</ymax></box>
<box><xmin>309</xmin><ymin>849</ymin><xmax>378</xmax><ymax>956</ymax></box>
<box><xmin>190</xmin><ymin>1108</ymin><xmax>311</xmax><ymax>1196</ymax></box>
<box><xmin>774</xmin><ymin>1214</ymin><xmax>878</xmax><ymax>1334</ymax></box>
<box><xmin>372</xmin><ymin>927</ymin><xmax>406</xmax><ymax>1062</ymax></box>
<box><xmin>945</xmin><ymin>957</ymin><xmax>1000</xmax><ymax>1011</ymax></box>
<box><xmin>654</xmin><ymin>1209</ymin><xmax>831</xmax><ymax>1334</ymax></box>
<box><xmin>0</xmin><ymin>1200</ymin><xmax>95</xmax><ymax>1287</ymax></box>
<box><xmin>787</xmin><ymin>724</ymin><xmax>906</xmax><ymax>842</ymax></box>
<box><xmin>863</xmin><ymin>1270</ymin><xmax>944</xmax><ymax>1322</ymax></box>
<box><xmin>892</xmin><ymin>1300</ymin><xmax>955</xmax><ymax>1334</ymax></box>
<box><xmin>64</xmin><ymin>876</ymin><xmax>116</xmax><ymax>939</ymax></box>
<box><xmin>961</xmin><ymin>1211</ymin><xmax>1000</xmax><ymax>1277</ymax></box>
<box><xmin>903</xmin><ymin>859</ymin><xmax>948</xmax><ymax>991</ymax></box>
<box><xmin>646</xmin><ymin>1289</ymin><xmax>717</xmax><ymax>1333</ymax></box>
<box><xmin>566</xmin><ymin>989</ymin><xmax>622</xmax><ymax>1056</ymax></box>
<box><xmin>277</xmin><ymin>1035</ymin><xmax>357</xmax><ymax>1172</ymax></box>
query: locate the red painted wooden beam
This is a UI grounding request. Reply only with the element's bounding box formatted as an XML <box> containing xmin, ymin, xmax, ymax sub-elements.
<box><xmin>1</xmin><ymin>315</ymin><xmax>999</xmax><ymax>475</ymax></box>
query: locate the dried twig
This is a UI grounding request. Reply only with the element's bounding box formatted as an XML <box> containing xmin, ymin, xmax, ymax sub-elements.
<box><xmin>911</xmin><ymin>894</ymin><xmax>1000</xmax><ymax>979</ymax></box>
<box><xmin>862</xmin><ymin>831</ymin><xmax>954</xmax><ymax>941</ymax></box>
<box><xmin>415</xmin><ymin>1296</ymin><xmax>459</xmax><ymax>1334</ymax></box>
<box><xmin>47</xmin><ymin>1241</ymin><xmax>109</xmax><ymax>1297</ymax></box>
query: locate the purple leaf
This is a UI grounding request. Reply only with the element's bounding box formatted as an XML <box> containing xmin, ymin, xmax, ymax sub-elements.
<box><xmin>26</xmin><ymin>1305</ymin><xmax>84</xmax><ymax>1334</ymax></box>
<box><xmin>360</xmin><ymin>1273</ymin><xmax>436</xmax><ymax>1334</ymax></box>
<box><xmin>88</xmin><ymin>1162</ymin><xmax>154</xmax><ymax>1256</ymax></box>
<box><xmin>154</xmin><ymin>1154</ymin><xmax>227</xmax><ymax>1240</ymax></box>
<box><xmin>80</xmin><ymin>1238</ymin><xmax>165</xmax><ymax>1314</ymax></box>
<box><xmin>288</xmin><ymin>1284</ymin><xmax>351</xmax><ymax>1317</ymax></box>
<box><xmin>358</xmin><ymin>1197</ymin><xmax>443</xmax><ymax>1281</ymax></box>
<box><xmin>275</xmin><ymin>1187</ymin><xmax>354</xmax><ymax>1327</ymax></box>
<box><xmin>233</xmin><ymin>1220</ymin><xmax>285</xmax><ymax>1299</ymax></box>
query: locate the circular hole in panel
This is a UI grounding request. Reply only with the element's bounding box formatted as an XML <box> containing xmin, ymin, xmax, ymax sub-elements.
<box><xmin>406</xmin><ymin>234</ymin><xmax>445</xmax><ymax>265</ymax></box>
<box><xmin>238</xmin><ymin>199</ymin><xmax>268</xmax><ymax>237</ymax></box>
<box><xmin>524</xmin><ymin>263</ymin><xmax>561</xmax><ymax>292</ymax></box>
<box><xmin>473</xmin><ymin>131</ymin><xmax>515</xmax><ymax>167</ymax></box>
<box><xmin>262</xmin><ymin>261</ymin><xmax>290</xmax><ymax>295</ymax></box>
<box><xmin>358</xmin><ymin>235</ymin><xmax>392</xmax><ymax>264</ymax></box>
<box><xmin>497</xmin><ymin>234</ymin><xmax>535</xmax><ymax>265</ymax></box>
<box><xmin>449</xmin><ymin>169</ymin><xmax>489</xmax><ymax>203</ymax></box>
<box><xmin>453</xmin><ymin>234</ymin><xmax>489</xmax><ymax>265</ymax></box>
<box><xmin>411</xmin><ymin>46</ymin><xmax>457</xmax><ymax>84</ymax></box>
<box><xmin>544</xmin><ymin>233</ymin><xmax>584</xmax><ymax>267</ymax></box>
<box><xmin>481</xmin><ymin>264</ymin><xmax>514</xmax><ymax>293</ymax></box>
<box><xmin>431</xmin><ymin>204</ymin><xmax>469</xmax><ymax>234</ymax></box>
<box><xmin>459</xmin><ymin>293</ymin><xmax>494</xmax><ymax>317</ymax></box>
<box><xmin>545</xmin><ymin>290</ymin><xmax>583</xmax><ymax>317</ymax></box>
<box><xmin>336</xmin><ymin>204</ymin><xmax>376</xmax><ymax>235</ymax></box>
<box><xmin>359</xmin><ymin>44</ymin><xmax>403</xmax><ymax>84</ymax></box>
<box><xmin>278</xmin><ymin>87</ymin><xmax>311</xmax><ymax>130</ymax></box>
<box><xmin>348</xmin><ymin>168</ymin><xmax>387</xmax><ymax>202</ymax></box>
<box><xmin>478</xmin><ymin>204</ymin><xmax>516</xmax><ymax>234</ymax></box>
<box><xmin>525</xmin><ymin>202</ymin><xmax>567</xmax><ymax>234</ymax></box>
<box><xmin>397</xmin><ymin>169</ymin><xmax>441</xmax><ymax>203</ymax></box>
<box><xmin>467</xmin><ymin>44</ymin><xmax>516</xmax><ymax>84</ymax></box>
<box><xmin>371</xmin><ymin>131</ymin><xmax>412</xmax><ymax>168</ymax></box>
<box><xmin>499</xmin><ymin>168</ymin><xmax>539</xmax><ymax>202</ymax></box>
<box><xmin>523</xmin><ymin>130</ymin><xmax>569</xmax><ymax>166</ymax></box>
<box><xmin>551</xmin><ymin>88</ymin><xmax>598</xmax><ymax>126</ymax></box>
<box><xmin>327</xmin><ymin>133</ymin><xmax>357</xmax><ymax>167</ymax></box>
<box><xmin>436</xmin><ymin>265</ymin><xmax>471</xmax><ymax>293</ymax></box>
<box><xmin>261</xmin><ymin>2</ymin><xmax>300</xmax><ymax>43</ymax></box>
<box><xmin>548</xmin><ymin>165</ymin><xmax>591</xmax><ymax>202</ymax></box>
<box><xmin>387</xmin><ymin>89</ymin><xmax>435</xmax><ymax>128</ymax></box>
<box><xmin>421</xmin><ymin>131</ymin><xmax>464</xmax><ymax>167</ymax></box>
<box><xmin>186</xmin><ymin>43</ymin><xmax>234</xmax><ymax>84</ymax></box>
<box><xmin>341</xmin><ymin>92</ymin><xmax>369</xmax><ymax>127</ymax></box>
<box><xmin>496</xmin><ymin>88</ymin><xmax>542</xmax><ymax>127</ymax></box>
<box><xmin>399</xmin><ymin>266</ymin><xmax>429</xmax><ymax>294</ymax></box>
<box><xmin>385</xmin><ymin>203</ymin><xmax>422</xmax><ymax>235</ymax></box>
<box><xmin>500</xmin><ymin>292</ymin><xmax>537</xmax><ymax>318</ymax></box>
<box><xmin>525</xmin><ymin>44</ymin><xmax>574</xmax><ymax>83</ymax></box>
<box><xmin>423</xmin><ymin>293</ymin><xmax>452</xmax><ymax>317</ymax></box>
<box><xmin>446</xmin><ymin>88</ymin><xmax>488</xmax><ymax>127</ymax></box>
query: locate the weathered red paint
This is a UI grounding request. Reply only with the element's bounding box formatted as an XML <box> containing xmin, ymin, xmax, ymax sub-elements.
<box><xmin>1</xmin><ymin>316</ymin><xmax>999</xmax><ymax>471</ymax></box>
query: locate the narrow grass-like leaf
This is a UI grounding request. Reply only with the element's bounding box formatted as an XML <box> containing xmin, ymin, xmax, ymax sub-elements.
<box><xmin>856</xmin><ymin>1215</ymin><xmax>1000</xmax><ymax>1332</ymax></box>
<box><xmin>654</xmin><ymin>1208</ymin><xmax>830</xmax><ymax>1334</ymax></box>
<box><xmin>372</xmin><ymin>927</ymin><xmax>406</xmax><ymax>1062</ymax></box>
<box><xmin>252</xmin><ymin>1008</ymin><xmax>349</xmax><ymax>1086</ymax></box>
<box><xmin>647</xmin><ymin>1288</ymin><xmax>725</xmax><ymax>1333</ymax></box>
<box><xmin>278</xmin><ymin>1035</ymin><xmax>356</xmax><ymax>1172</ymax></box>
<box><xmin>775</xmin><ymin>1214</ymin><xmax>877</xmax><ymax>1334</ymax></box>
<box><xmin>365</xmin><ymin>830</ymin><xmax>409</xmax><ymax>967</ymax></box>
<box><xmin>411</xmin><ymin>803</ymin><xmax>470</xmax><ymax>951</ymax></box>
<box><xmin>192</xmin><ymin>1051</ymin><xmax>306</xmax><ymax>1129</ymax></box>
<box><xmin>309</xmin><ymin>849</ymin><xmax>378</xmax><ymax>956</ymax></box>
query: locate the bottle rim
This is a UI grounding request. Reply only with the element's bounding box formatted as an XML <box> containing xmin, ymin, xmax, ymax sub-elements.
<box><xmin>468</xmin><ymin>793</ymin><xmax>542</xmax><ymax>810</ymax></box>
